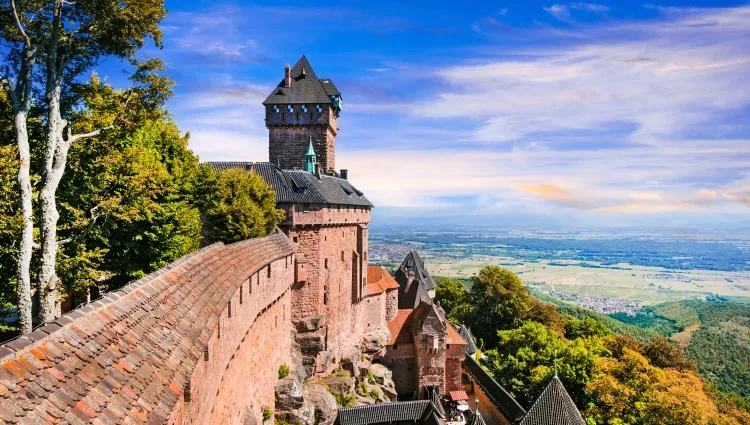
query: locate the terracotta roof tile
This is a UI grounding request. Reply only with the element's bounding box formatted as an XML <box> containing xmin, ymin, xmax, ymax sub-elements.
<box><xmin>366</xmin><ymin>266</ymin><xmax>400</xmax><ymax>296</ymax></box>
<box><xmin>0</xmin><ymin>231</ymin><xmax>294</xmax><ymax>424</ymax></box>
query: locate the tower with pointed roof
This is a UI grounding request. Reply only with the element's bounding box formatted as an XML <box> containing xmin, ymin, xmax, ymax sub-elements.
<box><xmin>264</xmin><ymin>55</ymin><xmax>342</xmax><ymax>172</ymax></box>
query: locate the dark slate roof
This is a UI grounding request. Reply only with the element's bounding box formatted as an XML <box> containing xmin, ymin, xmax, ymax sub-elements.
<box><xmin>519</xmin><ymin>377</ymin><xmax>586</xmax><ymax>425</ymax></box>
<box><xmin>463</xmin><ymin>354</ymin><xmax>526</xmax><ymax>423</ymax></box>
<box><xmin>394</xmin><ymin>251</ymin><xmax>436</xmax><ymax>309</ymax></box>
<box><xmin>394</xmin><ymin>270</ymin><xmax>431</xmax><ymax>309</ymax></box>
<box><xmin>398</xmin><ymin>251</ymin><xmax>436</xmax><ymax>291</ymax></box>
<box><xmin>0</xmin><ymin>232</ymin><xmax>295</xmax><ymax>424</ymax></box>
<box><xmin>459</xmin><ymin>324</ymin><xmax>478</xmax><ymax>355</ymax></box>
<box><xmin>263</xmin><ymin>55</ymin><xmax>336</xmax><ymax>105</ymax></box>
<box><xmin>336</xmin><ymin>400</ymin><xmax>444</xmax><ymax>425</ymax></box>
<box><xmin>469</xmin><ymin>410</ymin><xmax>487</xmax><ymax>425</ymax></box>
<box><xmin>320</xmin><ymin>78</ymin><xmax>341</xmax><ymax>97</ymax></box>
<box><xmin>204</xmin><ymin>161</ymin><xmax>373</xmax><ymax>207</ymax></box>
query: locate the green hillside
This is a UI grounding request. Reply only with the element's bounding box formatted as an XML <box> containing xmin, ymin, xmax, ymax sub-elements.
<box><xmin>613</xmin><ymin>300</ymin><xmax>750</xmax><ymax>399</ymax></box>
<box><xmin>528</xmin><ymin>289</ymin><xmax>659</xmax><ymax>342</ymax></box>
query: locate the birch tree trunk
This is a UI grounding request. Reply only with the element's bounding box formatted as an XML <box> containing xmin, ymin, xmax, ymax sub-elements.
<box><xmin>6</xmin><ymin>1</ymin><xmax>38</xmax><ymax>334</ymax></box>
<box><xmin>38</xmin><ymin>0</ymin><xmax>64</xmax><ymax>323</ymax></box>
<box><xmin>14</xmin><ymin>108</ymin><xmax>34</xmax><ymax>334</ymax></box>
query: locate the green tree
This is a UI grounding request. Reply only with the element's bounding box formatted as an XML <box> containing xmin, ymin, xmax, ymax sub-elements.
<box><xmin>434</xmin><ymin>277</ymin><xmax>471</xmax><ymax>323</ymax></box>
<box><xmin>643</xmin><ymin>336</ymin><xmax>697</xmax><ymax>372</ymax></box>
<box><xmin>197</xmin><ymin>166</ymin><xmax>284</xmax><ymax>244</ymax></box>
<box><xmin>56</xmin><ymin>73</ymin><xmax>202</xmax><ymax>293</ymax></box>
<box><xmin>0</xmin><ymin>145</ymin><xmax>22</xmax><ymax>332</ymax></box>
<box><xmin>564</xmin><ymin>316</ymin><xmax>613</xmax><ymax>340</ymax></box>
<box><xmin>468</xmin><ymin>266</ymin><xmax>531</xmax><ymax>347</ymax></box>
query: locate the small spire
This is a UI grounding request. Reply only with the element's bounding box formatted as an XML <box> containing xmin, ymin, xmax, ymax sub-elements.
<box><xmin>553</xmin><ymin>349</ymin><xmax>558</xmax><ymax>377</ymax></box>
<box><xmin>305</xmin><ymin>137</ymin><xmax>317</xmax><ymax>173</ymax></box>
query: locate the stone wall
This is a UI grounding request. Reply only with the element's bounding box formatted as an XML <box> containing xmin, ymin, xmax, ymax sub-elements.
<box><xmin>360</xmin><ymin>292</ymin><xmax>386</xmax><ymax>335</ymax></box>
<box><xmin>383</xmin><ymin>343</ymin><xmax>418</xmax><ymax>396</ymax></box>
<box><xmin>445</xmin><ymin>344</ymin><xmax>465</xmax><ymax>393</ymax></box>
<box><xmin>280</xmin><ymin>204</ymin><xmax>371</xmax><ymax>228</ymax></box>
<box><xmin>465</xmin><ymin>382</ymin><xmax>513</xmax><ymax>425</ymax></box>
<box><xmin>266</xmin><ymin>104</ymin><xmax>338</xmax><ymax>171</ymax></box>
<box><xmin>179</xmin><ymin>254</ymin><xmax>295</xmax><ymax>425</ymax></box>
<box><xmin>0</xmin><ymin>232</ymin><xmax>296</xmax><ymax>425</ymax></box>
<box><xmin>385</xmin><ymin>289</ymin><xmax>398</xmax><ymax>322</ymax></box>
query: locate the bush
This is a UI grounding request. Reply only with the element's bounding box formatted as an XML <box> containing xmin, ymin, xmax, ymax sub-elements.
<box><xmin>262</xmin><ymin>407</ymin><xmax>273</xmax><ymax>422</ymax></box>
<box><xmin>196</xmin><ymin>165</ymin><xmax>285</xmax><ymax>243</ymax></box>
<box><xmin>278</xmin><ymin>364</ymin><xmax>290</xmax><ymax>379</ymax></box>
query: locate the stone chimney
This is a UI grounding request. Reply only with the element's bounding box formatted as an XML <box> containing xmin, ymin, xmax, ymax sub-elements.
<box><xmin>284</xmin><ymin>64</ymin><xmax>292</xmax><ymax>88</ymax></box>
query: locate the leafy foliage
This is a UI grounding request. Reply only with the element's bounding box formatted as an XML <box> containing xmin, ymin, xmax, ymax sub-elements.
<box><xmin>434</xmin><ymin>276</ymin><xmax>471</xmax><ymax>322</ymax></box>
<box><xmin>441</xmin><ymin>265</ymin><xmax>750</xmax><ymax>422</ymax></box>
<box><xmin>278</xmin><ymin>364</ymin><xmax>290</xmax><ymax>379</ymax></box>
<box><xmin>467</xmin><ymin>266</ymin><xmax>531</xmax><ymax>348</ymax></box>
<box><xmin>612</xmin><ymin>300</ymin><xmax>750</xmax><ymax>399</ymax></box>
<box><xmin>196</xmin><ymin>166</ymin><xmax>284</xmax><ymax>244</ymax></box>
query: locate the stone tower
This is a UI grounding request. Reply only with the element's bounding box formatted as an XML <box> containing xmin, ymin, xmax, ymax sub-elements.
<box><xmin>263</xmin><ymin>55</ymin><xmax>342</xmax><ymax>172</ymax></box>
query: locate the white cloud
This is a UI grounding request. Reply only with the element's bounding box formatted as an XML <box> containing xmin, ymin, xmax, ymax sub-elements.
<box><xmin>570</xmin><ymin>3</ymin><xmax>610</xmax><ymax>13</ymax></box>
<box><xmin>543</xmin><ymin>4</ymin><xmax>571</xmax><ymax>21</ymax></box>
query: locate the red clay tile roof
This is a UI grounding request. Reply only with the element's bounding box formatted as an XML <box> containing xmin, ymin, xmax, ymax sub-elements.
<box><xmin>366</xmin><ymin>266</ymin><xmax>400</xmax><ymax>297</ymax></box>
<box><xmin>386</xmin><ymin>307</ymin><xmax>467</xmax><ymax>346</ymax></box>
<box><xmin>0</xmin><ymin>231</ymin><xmax>294</xmax><ymax>424</ymax></box>
<box><xmin>387</xmin><ymin>309</ymin><xmax>415</xmax><ymax>345</ymax></box>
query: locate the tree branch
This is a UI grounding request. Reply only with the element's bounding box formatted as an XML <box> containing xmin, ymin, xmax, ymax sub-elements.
<box><xmin>66</xmin><ymin>124</ymin><xmax>114</xmax><ymax>144</ymax></box>
<box><xmin>10</xmin><ymin>0</ymin><xmax>32</xmax><ymax>47</ymax></box>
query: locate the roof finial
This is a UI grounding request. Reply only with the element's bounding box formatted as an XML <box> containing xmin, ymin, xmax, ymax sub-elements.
<box><xmin>553</xmin><ymin>349</ymin><xmax>558</xmax><ymax>377</ymax></box>
<box><xmin>305</xmin><ymin>137</ymin><xmax>317</xmax><ymax>173</ymax></box>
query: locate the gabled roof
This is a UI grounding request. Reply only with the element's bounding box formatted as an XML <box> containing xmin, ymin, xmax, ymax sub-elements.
<box><xmin>335</xmin><ymin>400</ymin><xmax>444</xmax><ymax>425</ymax></box>
<box><xmin>459</xmin><ymin>324</ymin><xmax>478</xmax><ymax>355</ymax></box>
<box><xmin>469</xmin><ymin>410</ymin><xmax>487</xmax><ymax>425</ymax></box>
<box><xmin>519</xmin><ymin>377</ymin><xmax>586</xmax><ymax>425</ymax></box>
<box><xmin>263</xmin><ymin>55</ymin><xmax>337</xmax><ymax>105</ymax></box>
<box><xmin>396</xmin><ymin>251</ymin><xmax>436</xmax><ymax>291</ymax></box>
<box><xmin>204</xmin><ymin>162</ymin><xmax>372</xmax><ymax>207</ymax></box>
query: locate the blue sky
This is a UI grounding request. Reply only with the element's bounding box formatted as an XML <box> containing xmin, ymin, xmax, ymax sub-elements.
<box><xmin>112</xmin><ymin>0</ymin><xmax>750</xmax><ymax>231</ymax></box>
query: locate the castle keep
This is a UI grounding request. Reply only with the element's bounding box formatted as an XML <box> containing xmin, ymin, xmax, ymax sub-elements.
<box><xmin>0</xmin><ymin>56</ymin><xmax>584</xmax><ymax>425</ymax></box>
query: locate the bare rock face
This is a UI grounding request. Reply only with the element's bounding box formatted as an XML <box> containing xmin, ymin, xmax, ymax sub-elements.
<box><xmin>275</xmin><ymin>402</ymin><xmax>315</xmax><ymax>425</ymax></box>
<box><xmin>315</xmin><ymin>351</ymin><xmax>334</xmax><ymax>374</ymax></box>
<box><xmin>303</xmin><ymin>383</ymin><xmax>338</xmax><ymax>425</ymax></box>
<box><xmin>276</xmin><ymin>377</ymin><xmax>305</xmax><ymax>411</ymax></box>
<box><xmin>297</xmin><ymin>328</ymin><xmax>326</xmax><ymax>355</ymax></box>
<box><xmin>356</xmin><ymin>395</ymin><xmax>376</xmax><ymax>405</ymax></box>
<box><xmin>361</xmin><ymin>327</ymin><xmax>391</xmax><ymax>358</ymax></box>
<box><xmin>324</xmin><ymin>375</ymin><xmax>355</xmax><ymax>395</ymax></box>
<box><xmin>369</xmin><ymin>364</ymin><xmax>394</xmax><ymax>387</ymax></box>
<box><xmin>296</xmin><ymin>315</ymin><xmax>326</xmax><ymax>333</ymax></box>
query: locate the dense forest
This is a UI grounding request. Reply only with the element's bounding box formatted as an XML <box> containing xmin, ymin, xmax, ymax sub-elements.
<box><xmin>434</xmin><ymin>271</ymin><xmax>750</xmax><ymax>424</ymax></box>
<box><xmin>612</xmin><ymin>300</ymin><xmax>750</xmax><ymax>400</ymax></box>
<box><xmin>0</xmin><ymin>1</ymin><xmax>283</xmax><ymax>338</ymax></box>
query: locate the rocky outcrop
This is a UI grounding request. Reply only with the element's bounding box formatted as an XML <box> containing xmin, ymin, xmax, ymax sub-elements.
<box><xmin>303</xmin><ymin>384</ymin><xmax>338</xmax><ymax>425</ymax></box>
<box><xmin>361</xmin><ymin>327</ymin><xmax>391</xmax><ymax>359</ymax></box>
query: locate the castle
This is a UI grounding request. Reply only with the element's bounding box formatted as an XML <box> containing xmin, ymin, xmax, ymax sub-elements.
<box><xmin>0</xmin><ymin>56</ymin><xmax>584</xmax><ymax>425</ymax></box>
